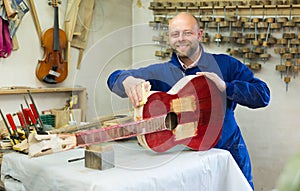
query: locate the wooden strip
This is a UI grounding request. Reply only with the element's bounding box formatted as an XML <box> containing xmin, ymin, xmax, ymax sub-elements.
<box><xmin>283</xmin><ymin>33</ymin><xmax>296</xmax><ymax>39</ymax></box>
<box><xmin>285</xmin><ymin>61</ymin><xmax>293</xmax><ymax>67</ymax></box>
<box><xmin>259</xmin><ymin>53</ymin><xmax>271</xmax><ymax>59</ymax></box>
<box><xmin>247</xmin><ymin>63</ymin><xmax>261</xmax><ymax>70</ymax></box>
<box><xmin>27</xmin><ymin>0</ymin><xmax>43</xmax><ymax>42</ymax></box>
<box><xmin>276</xmin><ymin>65</ymin><xmax>287</xmax><ymax>72</ymax></box>
<box><xmin>292</xmin><ymin>65</ymin><xmax>300</xmax><ymax>72</ymax></box>
<box><xmin>282</xmin><ymin>53</ymin><xmax>293</xmax><ymax>59</ymax></box>
<box><xmin>0</xmin><ymin>87</ymin><xmax>85</xmax><ymax>95</ymax></box>
<box><xmin>64</xmin><ymin>0</ymin><xmax>81</xmax><ymax>71</ymax></box>
<box><xmin>12</xmin><ymin>35</ymin><xmax>19</xmax><ymax>50</ymax></box>
<box><xmin>270</xmin><ymin>23</ymin><xmax>281</xmax><ymax>29</ymax></box>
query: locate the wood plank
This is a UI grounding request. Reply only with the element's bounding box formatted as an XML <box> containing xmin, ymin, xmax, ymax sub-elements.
<box><xmin>0</xmin><ymin>87</ymin><xmax>86</xmax><ymax>95</ymax></box>
<box><xmin>27</xmin><ymin>0</ymin><xmax>43</xmax><ymax>42</ymax></box>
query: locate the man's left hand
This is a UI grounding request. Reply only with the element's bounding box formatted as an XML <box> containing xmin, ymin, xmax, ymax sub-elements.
<box><xmin>196</xmin><ymin>72</ymin><xmax>226</xmax><ymax>92</ymax></box>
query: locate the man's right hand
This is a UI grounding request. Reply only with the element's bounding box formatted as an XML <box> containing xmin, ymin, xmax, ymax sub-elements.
<box><xmin>122</xmin><ymin>76</ymin><xmax>150</xmax><ymax>107</ymax></box>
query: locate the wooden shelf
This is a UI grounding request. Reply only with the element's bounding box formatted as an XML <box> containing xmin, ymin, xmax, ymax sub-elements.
<box><xmin>0</xmin><ymin>87</ymin><xmax>84</xmax><ymax>95</ymax></box>
<box><xmin>0</xmin><ymin>87</ymin><xmax>87</xmax><ymax>122</ymax></box>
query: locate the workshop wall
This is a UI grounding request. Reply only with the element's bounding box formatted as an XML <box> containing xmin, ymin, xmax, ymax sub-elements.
<box><xmin>0</xmin><ymin>0</ymin><xmax>132</xmax><ymax>116</ymax></box>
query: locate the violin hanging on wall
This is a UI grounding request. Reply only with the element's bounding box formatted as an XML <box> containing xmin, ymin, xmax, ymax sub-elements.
<box><xmin>35</xmin><ymin>0</ymin><xmax>68</xmax><ymax>84</ymax></box>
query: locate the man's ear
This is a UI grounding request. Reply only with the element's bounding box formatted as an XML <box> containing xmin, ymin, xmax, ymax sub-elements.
<box><xmin>198</xmin><ymin>29</ymin><xmax>204</xmax><ymax>41</ymax></box>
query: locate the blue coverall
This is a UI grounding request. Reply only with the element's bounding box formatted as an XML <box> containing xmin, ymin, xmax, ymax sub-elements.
<box><xmin>107</xmin><ymin>46</ymin><xmax>271</xmax><ymax>190</ymax></box>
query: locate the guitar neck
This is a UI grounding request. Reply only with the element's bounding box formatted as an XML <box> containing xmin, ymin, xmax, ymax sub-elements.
<box><xmin>75</xmin><ymin>115</ymin><xmax>168</xmax><ymax>146</ymax></box>
<box><xmin>53</xmin><ymin>6</ymin><xmax>60</xmax><ymax>51</ymax></box>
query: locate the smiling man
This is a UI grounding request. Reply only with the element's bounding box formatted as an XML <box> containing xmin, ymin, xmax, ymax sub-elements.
<box><xmin>107</xmin><ymin>12</ymin><xmax>270</xmax><ymax>190</ymax></box>
<box><xmin>168</xmin><ymin>13</ymin><xmax>202</xmax><ymax>67</ymax></box>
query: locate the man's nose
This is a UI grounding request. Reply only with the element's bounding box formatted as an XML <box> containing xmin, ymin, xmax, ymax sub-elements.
<box><xmin>178</xmin><ymin>33</ymin><xmax>185</xmax><ymax>40</ymax></box>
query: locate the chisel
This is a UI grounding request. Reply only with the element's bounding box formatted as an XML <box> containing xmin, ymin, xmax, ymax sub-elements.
<box><xmin>16</xmin><ymin>111</ymin><xmax>29</xmax><ymax>139</ymax></box>
<box><xmin>0</xmin><ymin>109</ymin><xmax>16</xmax><ymax>145</ymax></box>
<box><xmin>27</xmin><ymin>90</ymin><xmax>44</xmax><ymax>131</ymax></box>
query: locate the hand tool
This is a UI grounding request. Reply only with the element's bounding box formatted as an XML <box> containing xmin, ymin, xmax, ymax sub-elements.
<box><xmin>16</xmin><ymin>111</ymin><xmax>29</xmax><ymax>139</ymax></box>
<box><xmin>0</xmin><ymin>109</ymin><xmax>16</xmax><ymax>144</ymax></box>
<box><xmin>6</xmin><ymin>113</ymin><xmax>21</xmax><ymax>141</ymax></box>
<box><xmin>27</xmin><ymin>90</ymin><xmax>45</xmax><ymax>131</ymax></box>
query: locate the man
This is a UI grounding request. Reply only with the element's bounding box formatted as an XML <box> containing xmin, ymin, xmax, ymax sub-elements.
<box><xmin>107</xmin><ymin>12</ymin><xmax>270</xmax><ymax>189</ymax></box>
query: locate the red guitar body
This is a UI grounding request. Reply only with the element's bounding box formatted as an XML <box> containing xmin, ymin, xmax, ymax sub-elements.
<box><xmin>138</xmin><ymin>75</ymin><xmax>224</xmax><ymax>152</ymax></box>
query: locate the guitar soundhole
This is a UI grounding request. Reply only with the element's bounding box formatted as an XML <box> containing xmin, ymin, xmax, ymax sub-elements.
<box><xmin>165</xmin><ymin>112</ymin><xmax>178</xmax><ymax>130</ymax></box>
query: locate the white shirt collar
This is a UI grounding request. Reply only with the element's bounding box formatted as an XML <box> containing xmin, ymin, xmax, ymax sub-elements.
<box><xmin>177</xmin><ymin>46</ymin><xmax>201</xmax><ymax>70</ymax></box>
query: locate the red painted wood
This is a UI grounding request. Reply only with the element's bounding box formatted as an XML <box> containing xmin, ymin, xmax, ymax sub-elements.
<box><xmin>142</xmin><ymin>75</ymin><xmax>224</xmax><ymax>152</ymax></box>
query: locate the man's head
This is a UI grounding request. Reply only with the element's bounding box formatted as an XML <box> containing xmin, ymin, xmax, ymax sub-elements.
<box><xmin>168</xmin><ymin>12</ymin><xmax>203</xmax><ymax>63</ymax></box>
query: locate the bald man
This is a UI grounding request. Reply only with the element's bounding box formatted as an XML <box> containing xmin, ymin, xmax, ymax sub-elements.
<box><xmin>108</xmin><ymin>12</ymin><xmax>270</xmax><ymax>190</ymax></box>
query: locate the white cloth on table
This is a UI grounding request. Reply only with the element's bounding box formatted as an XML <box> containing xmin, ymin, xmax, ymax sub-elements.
<box><xmin>1</xmin><ymin>140</ymin><xmax>252</xmax><ymax>191</ymax></box>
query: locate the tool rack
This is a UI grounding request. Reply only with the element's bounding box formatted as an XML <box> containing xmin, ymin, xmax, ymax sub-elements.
<box><xmin>148</xmin><ymin>0</ymin><xmax>300</xmax><ymax>90</ymax></box>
